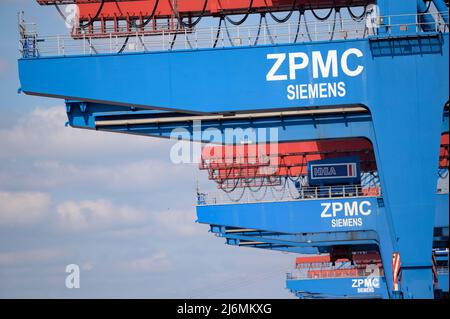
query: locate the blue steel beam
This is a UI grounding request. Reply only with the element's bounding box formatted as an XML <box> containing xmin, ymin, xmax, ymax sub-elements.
<box><xmin>18</xmin><ymin>36</ymin><xmax>448</xmax><ymax>113</ymax></box>
<box><xmin>67</xmin><ymin>104</ymin><xmax>375</xmax><ymax>143</ymax></box>
<box><xmin>197</xmin><ymin>198</ymin><xmax>383</xmax><ymax>234</ymax></box>
<box><xmin>212</xmin><ymin>227</ymin><xmax>381</xmax><ymax>247</ymax></box>
<box><xmin>286</xmin><ymin>277</ymin><xmax>389</xmax><ymax>299</ymax></box>
<box><xmin>223</xmin><ymin>233</ymin><xmax>379</xmax><ymax>253</ymax></box>
<box><xmin>64</xmin><ymin>101</ymin><xmax>446</xmax><ymax>151</ymax></box>
<box><xmin>432</xmin><ymin>0</ymin><xmax>449</xmax><ymax>23</ymax></box>
<box><xmin>226</xmin><ymin>242</ymin><xmax>322</xmax><ymax>255</ymax></box>
<box><xmin>207</xmin><ymin>191</ymin><xmax>447</xmax><ymax>253</ymax></box>
<box><xmin>222</xmin><ymin>231</ymin><xmax>380</xmax><ymax>245</ymax></box>
<box><xmin>64</xmin><ymin>101</ymin><xmax>450</xmax><ymax>134</ymax></box>
<box><xmin>417</xmin><ymin>0</ymin><xmax>437</xmax><ymax>32</ymax></box>
<box><xmin>206</xmin><ymin>191</ymin><xmax>447</xmax><ymax>238</ymax></box>
<box><xmin>65</xmin><ymin>99</ymin><xmax>447</xmax><ymax>141</ymax></box>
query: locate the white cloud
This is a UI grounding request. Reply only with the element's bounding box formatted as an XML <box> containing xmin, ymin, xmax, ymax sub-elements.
<box><xmin>81</xmin><ymin>261</ymin><xmax>95</xmax><ymax>271</ymax></box>
<box><xmin>27</xmin><ymin>159</ymin><xmax>189</xmax><ymax>192</ymax></box>
<box><xmin>56</xmin><ymin>199</ymin><xmax>146</xmax><ymax>231</ymax></box>
<box><xmin>122</xmin><ymin>252</ymin><xmax>173</xmax><ymax>273</ymax></box>
<box><xmin>150</xmin><ymin>210</ymin><xmax>198</xmax><ymax>238</ymax></box>
<box><xmin>0</xmin><ymin>106</ymin><xmax>171</xmax><ymax>161</ymax></box>
<box><xmin>0</xmin><ymin>106</ymin><xmax>198</xmax><ymax>197</ymax></box>
<box><xmin>0</xmin><ymin>191</ymin><xmax>51</xmax><ymax>226</ymax></box>
<box><xmin>0</xmin><ymin>248</ymin><xmax>67</xmax><ymax>267</ymax></box>
<box><xmin>94</xmin><ymin>205</ymin><xmax>202</xmax><ymax>239</ymax></box>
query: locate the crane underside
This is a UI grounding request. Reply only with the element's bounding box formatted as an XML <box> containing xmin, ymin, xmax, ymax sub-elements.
<box><xmin>18</xmin><ymin>0</ymin><xmax>449</xmax><ymax>298</ymax></box>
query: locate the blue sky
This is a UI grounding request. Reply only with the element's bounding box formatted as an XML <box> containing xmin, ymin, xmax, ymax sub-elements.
<box><xmin>0</xmin><ymin>1</ymin><xmax>296</xmax><ymax>298</ymax></box>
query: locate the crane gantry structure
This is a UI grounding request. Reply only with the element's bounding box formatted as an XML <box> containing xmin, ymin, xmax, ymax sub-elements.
<box><xmin>18</xmin><ymin>0</ymin><xmax>449</xmax><ymax>298</ymax></box>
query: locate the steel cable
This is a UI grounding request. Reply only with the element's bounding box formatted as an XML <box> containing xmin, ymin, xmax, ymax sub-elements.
<box><xmin>53</xmin><ymin>2</ymin><xmax>107</xmax><ymax>54</ymax></box>
<box><xmin>219</xmin><ymin>179</ymin><xmax>238</xmax><ymax>193</ymax></box>
<box><xmin>418</xmin><ymin>0</ymin><xmax>433</xmax><ymax>13</ymax></box>
<box><xmin>241</xmin><ymin>167</ymin><xmax>258</xmax><ymax>187</ymax></box>
<box><xmin>180</xmin><ymin>26</ymin><xmax>194</xmax><ymax>49</ymax></box>
<box><xmin>253</xmin><ymin>13</ymin><xmax>264</xmax><ymax>45</ymax></box>
<box><xmin>293</xmin><ymin>9</ymin><xmax>304</xmax><ymax>43</ymax></box>
<box><xmin>287</xmin><ymin>179</ymin><xmax>302</xmax><ymax>200</ymax></box>
<box><xmin>270</xmin><ymin>9</ymin><xmax>295</xmax><ymax>23</ymax></box>
<box><xmin>271</xmin><ymin>175</ymin><xmax>287</xmax><ymax>192</ymax></box>
<box><xmin>80</xmin><ymin>0</ymin><xmax>105</xmax><ymax>29</ymax></box>
<box><xmin>132</xmin><ymin>0</ymin><xmax>160</xmax><ymax>28</ymax></box>
<box><xmin>302</xmin><ymin>11</ymin><xmax>313</xmax><ymax>41</ymax></box>
<box><xmin>223</xmin><ymin>18</ymin><xmax>235</xmax><ymax>46</ymax></box>
<box><xmin>269</xmin><ymin>177</ymin><xmax>288</xmax><ymax>200</ymax></box>
<box><xmin>262</xmin><ymin>13</ymin><xmax>275</xmax><ymax>44</ymax></box>
<box><xmin>170</xmin><ymin>29</ymin><xmax>179</xmax><ymax>50</ymax></box>
<box><xmin>181</xmin><ymin>0</ymin><xmax>209</xmax><ymax>28</ymax></box>
<box><xmin>87</xmin><ymin>37</ymin><xmax>98</xmax><ymax>54</ymax></box>
<box><xmin>347</xmin><ymin>6</ymin><xmax>367</xmax><ymax>22</ymax></box>
<box><xmin>309</xmin><ymin>0</ymin><xmax>334</xmax><ymax>21</ymax></box>
<box><xmin>247</xmin><ymin>176</ymin><xmax>265</xmax><ymax>192</ymax></box>
<box><xmin>264</xmin><ymin>0</ymin><xmax>298</xmax><ymax>23</ymax></box>
<box><xmin>329</xmin><ymin>9</ymin><xmax>338</xmax><ymax>40</ymax></box>
<box><xmin>287</xmin><ymin>154</ymin><xmax>305</xmax><ymax>182</ymax></box>
<box><xmin>225</xmin><ymin>185</ymin><xmax>247</xmax><ymax>202</ymax></box>
<box><xmin>225</xmin><ymin>0</ymin><xmax>254</xmax><ymax>26</ymax></box>
<box><xmin>363</xmin><ymin>21</ymin><xmax>368</xmax><ymax>37</ymax></box>
<box><xmin>54</xmin><ymin>0</ymin><xmax>152</xmax><ymax>54</ymax></box>
<box><xmin>346</xmin><ymin>0</ymin><xmax>368</xmax><ymax>21</ymax></box>
<box><xmin>249</xmin><ymin>184</ymin><xmax>268</xmax><ymax>201</ymax></box>
<box><xmin>219</xmin><ymin>176</ymin><xmax>240</xmax><ymax>193</ymax></box>
<box><xmin>213</xmin><ymin>16</ymin><xmax>224</xmax><ymax>48</ymax></box>
<box><xmin>438</xmin><ymin>169</ymin><xmax>449</xmax><ymax>179</ymax></box>
<box><xmin>137</xmin><ymin>34</ymin><xmax>148</xmax><ymax>51</ymax></box>
<box><xmin>117</xmin><ymin>36</ymin><xmax>129</xmax><ymax>53</ymax></box>
<box><xmin>55</xmin><ymin>0</ymin><xmax>105</xmax><ymax>29</ymax></box>
<box><xmin>113</xmin><ymin>0</ymin><xmax>125</xmax><ymax>16</ymax></box>
<box><xmin>54</xmin><ymin>4</ymin><xmax>67</xmax><ymax>21</ymax></box>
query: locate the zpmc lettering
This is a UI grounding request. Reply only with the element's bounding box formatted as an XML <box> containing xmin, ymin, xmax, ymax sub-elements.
<box><xmin>266</xmin><ymin>48</ymin><xmax>364</xmax><ymax>101</ymax></box>
<box><xmin>320</xmin><ymin>200</ymin><xmax>372</xmax><ymax>228</ymax></box>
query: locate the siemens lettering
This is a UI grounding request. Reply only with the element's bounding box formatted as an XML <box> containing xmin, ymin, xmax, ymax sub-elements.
<box><xmin>266</xmin><ymin>48</ymin><xmax>364</xmax><ymax>101</ymax></box>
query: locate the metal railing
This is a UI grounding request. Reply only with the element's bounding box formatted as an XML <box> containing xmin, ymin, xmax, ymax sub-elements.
<box><xmin>19</xmin><ymin>12</ymin><xmax>449</xmax><ymax>58</ymax></box>
<box><xmin>197</xmin><ymin>184</ymin><xmax>381</xmax><ymax>206</ymax></box>
<box><xmin>287</xmin><ymin>267</ymin><xmax>384</xmax><ymax>280</ymax></box>
<box><xmin>287</xmin><ymin>261</ymin><xmax>385</xmax><ymax>280</ymax></box>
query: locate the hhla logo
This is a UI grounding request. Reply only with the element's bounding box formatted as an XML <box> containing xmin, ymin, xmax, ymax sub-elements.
<box><xmin>65</xmin><ymin>264</ymin><xmax>80</xmax><ymax>289</ymax></box>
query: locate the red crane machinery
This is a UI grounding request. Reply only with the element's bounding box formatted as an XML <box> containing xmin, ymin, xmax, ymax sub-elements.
<box><xmin>36</xmin><ymin>0</ymin><xmax>374</xmax><ymax>38</ymax></box>
<box><xmin>295</xmin><ymin>251</ymin><xmax>384</xmax><ymax>279</ymax></box>
<box><xmin>200</xmin><ymin>133</ymin><xmax>449</xmax><ymax>190</ymax></box>
<box><xmin>200</xmin><ymin>138</ymin><xmax>377</xmax><ymax>188</ymax></box>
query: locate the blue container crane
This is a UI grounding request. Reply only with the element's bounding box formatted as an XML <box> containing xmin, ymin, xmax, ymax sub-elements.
<box><xmin>17</xmin><ymin>0</ymin><xmax>449</xmax><ymax>298</ymax></box>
